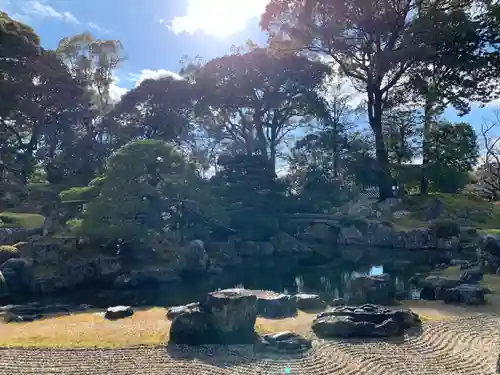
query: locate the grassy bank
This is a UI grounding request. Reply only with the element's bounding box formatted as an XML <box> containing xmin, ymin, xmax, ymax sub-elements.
<box><xmin>392</xmin><ymin>193</ymin><xmax>500</xmax><ymax>231</ymax></box>
<box><xmin>0</xmin><ymin>308</ymin><xmax>317</xmax><ymax>349</ymax></box>
<box><xmin>0</xmin><ymin>212</ymin><xmax>45</xmax><ymax>229</ymax></box>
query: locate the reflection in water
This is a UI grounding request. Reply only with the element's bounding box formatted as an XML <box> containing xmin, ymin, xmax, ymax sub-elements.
<box><xmin>49</xmin><ymin>262</ymin><xmax>418</xmax><ymax>308</ymax></box>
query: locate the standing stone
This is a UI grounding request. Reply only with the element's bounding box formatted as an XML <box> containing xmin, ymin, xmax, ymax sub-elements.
<box><xmin>347</xmin><ymin>274</ymin><xmax>395</xmax><ymax>305</ymax></box>
<box><xmin>425</xmin><ymin>198</ymin><xmax>445</xmax><ymax>221</ymax></box>
<box><xmin>202</xmin><ymin>289</ymin><xmax>258</xmax><ymax>343</ymax></box>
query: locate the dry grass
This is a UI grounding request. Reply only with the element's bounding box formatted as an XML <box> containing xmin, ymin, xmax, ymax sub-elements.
<box><xmin>0</xmin><ymin>308</ymin><xmax>317</xmax><ymax>349</ymax></box>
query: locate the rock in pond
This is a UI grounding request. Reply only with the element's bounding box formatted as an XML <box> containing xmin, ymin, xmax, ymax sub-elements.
<box><xmin>166</xmin><ymin>302</ymin><xmax>200</xmax><ymax>320</ymax></box>
<box><xmin>104</xmin><ymin>305</ymin><xmax>134</xmax><ymax>320</ymax></box>
<box><xmin>169</xmin><ymin>288</ymin><xmax>258</xmax><ymax>345</ymax></box>
<box><xmin>312</xmin><ymin>304</ymin><xmax>420</xmax><ymax>338</ymax></box>
<box><xmin>257</xmin><ymin>332</ymin><xmax>312</xmax><ymax>354</ymax></box>
<box><xmin>347</xmin><ymin>273</ymin><xmax>396</xmax><ymax>305</ymax></box>
<box><xmin>294</xmin><ymin>293</ymin><xmax>326</xmax><ymax>311</ymax></box>
<box><xmin>441</xmin><ymin>284</ymin><xmax>485</xmax><ymax>305</ymax></box>
<box><xmin>459</xmin><ymin>268</ymin><xmax>483</xmax><ymax>284</ymax></box>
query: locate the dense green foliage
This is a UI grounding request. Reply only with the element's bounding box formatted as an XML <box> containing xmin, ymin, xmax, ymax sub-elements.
<box><xmin>1</xmin><ymin>5</ymin><xmax>500</xmax><ymax>258</ymax></box>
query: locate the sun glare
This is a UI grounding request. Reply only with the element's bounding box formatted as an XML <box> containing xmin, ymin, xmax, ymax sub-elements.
<box><xmin>169</xmin><ymin>0</ymin><xmax>269</xmax><ymax>37</ymax></box>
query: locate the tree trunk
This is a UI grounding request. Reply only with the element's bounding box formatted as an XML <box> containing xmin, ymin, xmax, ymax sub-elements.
<box><xmin>368</xmin><ymin>86</ymin><xmax>393</xmax><ymax>201</ymax></box>
<box><xmin>420</xmin><ymin>97</ymin><xmax>432</xmax><ymax>195</ymax></box>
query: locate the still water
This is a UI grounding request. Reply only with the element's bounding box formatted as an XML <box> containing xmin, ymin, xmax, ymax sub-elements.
<box><xmin>47</xmin><ymin>261</ymin><xmax>420</xmax><ymax>308</ymax></box>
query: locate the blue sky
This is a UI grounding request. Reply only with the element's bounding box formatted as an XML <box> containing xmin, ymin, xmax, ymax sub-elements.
<box><xmin>2</xmin><ymin>0</ymin><xmax>500</xmax><ymax>144</ymax></box>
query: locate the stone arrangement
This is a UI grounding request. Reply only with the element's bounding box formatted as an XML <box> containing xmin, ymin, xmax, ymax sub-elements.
<box><xmin>312</xmin><ymin>304</ymin><xmax>421</xmax><ymax>338</ymax></box>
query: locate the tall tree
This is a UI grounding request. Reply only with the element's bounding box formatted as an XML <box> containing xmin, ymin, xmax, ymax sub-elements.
<box><xmin>383</xmin><ymin>107</ymin><xmax>422</xmax><ymax>166</ymax></box>
<box><xmin>103</xmin><ymin>76</ymin><xmax>195</xmax><ymax>145</ymax></box>
<box><xmin>260</xmin><ymin>0</ymin><xmax>484</xmax><ymax>200</ymax></box>
<box><xmin>194</xmin><ymin>47</ymin><xmax>330</xmax><ymax>170</ymax></box>
<box><xmin>56</xmin><ymin>32</ymin><xmax>125</xmax><ymax>177</ymax></box>
<box><xmin>402</xmin><ymin>7</ymin><xmax>494</xmax><ymax>194</ymax></box>
<box><xmin>0</xmin><ymin>14</ymin><xmax>84</xmax><ymax>183</ymax></box>
<box><xmin>427</xmin><ymin>121</ymin><xmax>478</xmax><ymax>193</ymax></box>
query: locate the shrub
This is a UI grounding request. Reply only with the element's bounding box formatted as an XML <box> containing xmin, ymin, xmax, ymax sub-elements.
<box><xmin>0</xmin><ymin>212</ymin><xmax>45</xmax><ymax>229</ymax></box>
<box><xmin>429</xmin><ymin>219</ymin><xmax>460</xmax><ymax>238</ymax></box>
<box><xmin>0</xmin><ymin>245</ymin><xmax>20</xmax><ymax>265</ymax></box>
<box><xmin>59</xmin><ymin>186</ymin><xmax>99</xmax><ymax>202</ymax></box>
<box><xmin>66</xmin><ymin>219</ymin><xmax>83</xmax><ymax>235</ymax></box>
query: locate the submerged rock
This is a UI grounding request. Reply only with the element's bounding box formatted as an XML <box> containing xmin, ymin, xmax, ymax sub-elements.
<box><xmin>257</xmin><ymin>332</ymin><xmax>312</xmax><ymax>353</ymax></box>
<box><xmin>104</xmin><ymin>305</ymin><xmax>134</xmax><ymax>320</ymax></box>
<box><xmin>312</xmin><ymin>304</ymin><xmax>420</xmax><ymax>338</ymax></box>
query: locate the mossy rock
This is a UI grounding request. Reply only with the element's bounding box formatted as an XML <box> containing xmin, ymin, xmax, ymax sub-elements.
<box><xmin>0</xmin><ymin>245</ymin><xmax>20</xmax><ymax>265</ymax></box>
<box><xmin>429</xmin><ymin>219</ymin><xmax>460</xmax><ymax>238</ymax></box>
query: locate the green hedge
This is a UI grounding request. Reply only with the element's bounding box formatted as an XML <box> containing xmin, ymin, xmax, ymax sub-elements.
<box><xmin>59</xmin><ymin>186</ymin><xmax>99</xmax><ymax>202</ymax></box>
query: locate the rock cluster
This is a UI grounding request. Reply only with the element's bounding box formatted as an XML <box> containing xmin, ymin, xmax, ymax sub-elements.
<box><xmin>409</xmin><ymin>270</ymin><xmax>487</xmax><ymax>305</ymax></box>
<box><xmin>312</xmin><ymin>304</ymin><xmax>421</xmax><ymax>338</ymax></box>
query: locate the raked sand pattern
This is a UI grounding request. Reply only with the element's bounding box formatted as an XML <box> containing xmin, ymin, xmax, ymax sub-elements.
<box><xmin>1</xmin><ymin>314</ymin><xmax>499</xmax><ymax>375</ymax></box>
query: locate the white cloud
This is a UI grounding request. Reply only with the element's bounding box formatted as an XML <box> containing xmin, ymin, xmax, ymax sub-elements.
<box><xmin>127</xmin><ymin>69</ymin><xmax>183</xmax><ymax>87</ymax></box>
<box><xmin>88</xmin><ymin>22</ymin><xmax>109</xmax><ymax>34</ymax></box>
<box><xmin>109</xmin><ymin>76</ymin><xmax>128</xmax><ymax>103</ymax></box>
<box><xmin>168</xmin><ymin>0</ymin><xmax>269</xmax><ymax>37</ymax></box>
<box><xmin>107</xmin><ymin>69</ymin><xmax>183</xmax><ymax>103</ymax></box>
<box><xmin>22</xmin><ymin>0</ymin><xmax>79</xmax><ymax>24</ymax></box>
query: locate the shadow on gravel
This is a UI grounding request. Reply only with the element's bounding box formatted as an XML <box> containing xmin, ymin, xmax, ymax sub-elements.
<box><xmin>315</xmin><ymin>324</ymin><xmax>424</xmax><ymax>347</ymax></box>
<box><xmin>165</xmin><ymin>342</ymin><xmax>309</xmax><ymax>369</ymax></box>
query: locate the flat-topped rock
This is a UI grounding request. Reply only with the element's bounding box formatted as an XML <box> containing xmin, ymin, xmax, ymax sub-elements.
<box><xmin>312</xmin><ymin>304</ymin><xmax>420</xmax><ymax>338</ymax></box>
<box><xmin>217</xmin><ymin>288</ymin><xmax>298</xmax><ymax>318</ymax></box>
<box><xmin>257</xmin><ymin>331</ymin><xmax>312</xmax><ymax>353</ymax></box>
<box><xmin>166</xmin><ymin>302</ymin><xmax>200</xmax><ymax>320</ymax></box>
<box><xmin>104</xmin><ymin>306</ymin><xmax>134</xmax><ymax>320</ymax></box>
<box><xmin>294</xmin><ymin>293</ymin><xmax>326</xmax><ymax>311</ymax></box>
<box><xmin>169</xmin><ymin>288</ymin><xmax>258</xmax><ymax>345</ymax></box>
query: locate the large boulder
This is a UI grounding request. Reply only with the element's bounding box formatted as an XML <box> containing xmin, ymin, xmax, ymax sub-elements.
<box><xmin>169</xmin><ymin>288</ymin><xmax>258</xmax><ymax>345</ymax></box>
<box><xmin>238</xmin><ymin>241</ymin><xmax>275</xmax><ymax>257</ymax></box>
<box><xmin>477</xmin><ymin>235</ymin><xmax>500</xmax><ymax>272</ymax></box>
<box><xmin>271</xmin><ymin>232</ymin><xmax>312</xmax><ymax>256</ymax></box>
<box><xmin>255</xmin><ymin>291</ymin><xmax>297</xmax><ymax>318</ymax></box>
<box><xmin>294</xmin><ymin>293</ymin><xmax>326</xmax><ymax>311</ymax></box>
<box><xmin>417</xmin><ymin>276</ymin><xmax>461</xmax><ymax>300</ymax></box>
<box><xmin>441</xmin><ymin>284</ymin><xmax>485</xmax><ymax>305</ymax></box>
<box><xmin>177</xmin><ymin>240</ymin><xmax>208</xmax><ymax>272</ymax></box>
<box><xmin>312</xmin><ymin>304</ymin><xmax>420</xmax><ymax>338</ymax></box>
<box><xmin>347</xmin><ymin>273</ymin><xmax>395</xmax><ymax>305</ymax></box>
<box><xmin>459</xmin><ymin>268</ymin><xmax>483</xmax><ymax>284</ymax></box>
<box><xmin>169</xmin><ymin>308</ymin><xmax>213</xmax><ymax>345</ymax></box>
<box><xmin>425</xmin><ymin>198</ymin><xmax>445</xmax><ymax>221</ymax></box>
<box><xmin>203</xmin><ymin>289</ymin><xmax>258</xmax><ymax>342</ymax></box>
<box><xmin>0</xmin><ymin>258</ymin><xmax>33</xmax><ymax>297</ymax></box>
<box><xmin>393</xmin><ymin>228</ymin><xmax>435</xmax><ymax>250</ymax></box>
